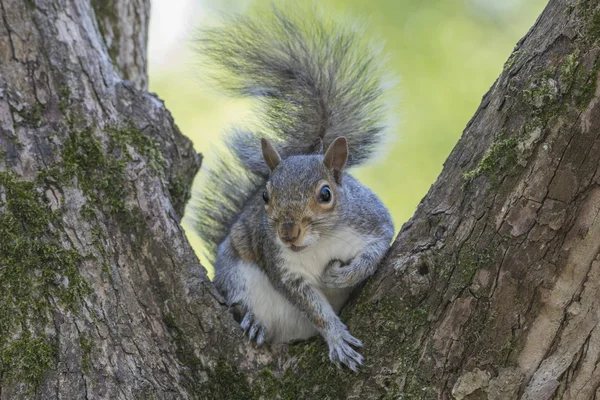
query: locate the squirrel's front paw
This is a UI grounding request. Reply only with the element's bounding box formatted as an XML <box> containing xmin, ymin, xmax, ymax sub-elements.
<box><xmin>240</xmin><ymin>312</ymin><xmax>267</xmax><ymax>345</ymax></box>
<box><xmin>322</xmin><ymin>260</ymin><xmax>359</xmax><ymax>288</ymax></box>
<box><xmin>326</xmin><ymin>324</ymin><xmax>364</xmax><ymax>372</ymax></box>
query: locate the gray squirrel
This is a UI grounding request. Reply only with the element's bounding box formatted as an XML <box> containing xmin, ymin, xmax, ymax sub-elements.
<box><xmin>195</xmin><ymin>6</ymin><xmax>394</xmax><ymax>371</ymax></box>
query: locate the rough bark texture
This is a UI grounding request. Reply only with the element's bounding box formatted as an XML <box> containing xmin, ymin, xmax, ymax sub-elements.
<box><xmin>0</xmin><ymin>0</ymin><xmax>230</xmax><ymax>398</ymax></box>
<box><xmin>2</xmin><ymin>0</ymin><xmax>600</xmax><ymax>399</ymax></box>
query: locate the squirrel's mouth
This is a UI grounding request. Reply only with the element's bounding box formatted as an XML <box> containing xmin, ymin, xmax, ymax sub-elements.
<box><xmin>289</xmin><ymin>244</ymin><xmax>308</xmax><ymax>252</ymax></box>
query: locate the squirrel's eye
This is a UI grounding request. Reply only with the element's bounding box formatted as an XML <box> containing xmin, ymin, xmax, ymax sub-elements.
<box><xmin>262</xmin><ymin>189</ymin><xmax>269</xmax><ymax>204</ymax></box>
<box><xmin>318</xmin><ymin>185</ymin><xmax>332</xmax><ymax>203</ymax></box>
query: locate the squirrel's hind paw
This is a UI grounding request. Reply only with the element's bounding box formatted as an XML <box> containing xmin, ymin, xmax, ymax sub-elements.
<box><xmin>240</xmin><ymin>311</ymin><xmax>267</xmax><ymax>345</ymax></box>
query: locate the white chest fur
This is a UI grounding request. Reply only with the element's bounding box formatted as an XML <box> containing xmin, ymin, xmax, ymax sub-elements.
<box><xmin>236</xmin><ymin>226</ymin><xmax>368</xmax><ymax>343</ymax></box>
<box><xmin>279</xmin><ymin>227</ymin><xmax>368</xmax><ymax>286</ymax></box>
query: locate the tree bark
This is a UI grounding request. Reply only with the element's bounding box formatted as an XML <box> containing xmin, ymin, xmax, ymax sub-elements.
<box><xmin>2</xmin><ymin>0</ymin><xmax>600</xmax><ymax>399</ymax></box>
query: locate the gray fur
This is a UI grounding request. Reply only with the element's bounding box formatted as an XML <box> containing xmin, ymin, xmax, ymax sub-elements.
<box><xmin>193</xmin><ymin>152</ymin><xmax>261</xmax><ymax>263</ymax></box>
<box><xmin>199</xmin><ymin>7</ymin><xmax>390</xmax><ymax>173</ymax></box>
<box><xmin>194</xmin><ymin>5</ymin><xmax>394</xmax><ymax>371</ymax></box>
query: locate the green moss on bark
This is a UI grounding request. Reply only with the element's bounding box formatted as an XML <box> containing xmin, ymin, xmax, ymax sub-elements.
<box><xmin>163</xmin><ymin>313</ymin><xmax>254</xmax><ymax>399</ymax></box>
<box><xmin>44</xmin><ymin>124</ymin><xmax>165</xmax><ymax>221</ymax></box>
<box><xmin>575</xmin><ymin>56</ymin><xmax>599</xmax><ymax>108</ymax></box>
<box><xmin>233</xmin><ymin>296</ymin><xmax>435</xmax><ymax>399</ymax></box>
<box><xmin>162</xmin><ymin>297</ymin><xmax>434</xmax><ymax>399</ymax></box>
<box><xmin>583</xmin><ymin>2</ymin><xmax>600</xmax><ymax>40</ymax></box>
<box><xmin>354</xmin><ymin>297</ymin><xmax>434</xmax><ymax>399</ymax></box>
<box><xmin>464</xmin><ymin>43</ymin><xmax>600</xmax><ymax>189</ymax></box>
<box><xmin>0</xmin><ymin>171</ymin><xmax>90</xmax><ymax>390</ymax></box>
<box><xmin>559</xmin><ymin>49</ymin><xmax>580</xmax><ymax>91</ymax></box>
<box><xmin>11</xmin><ymin>103</ymin><xmax>44</xmax><ymax>127</ymax></box>
<box><xmin>463</xmin><ymin>132</ymin><xmax>518</xmax><ymax>186</ymax></box>
<box><xmin>62</xmin><ymin>127</ymin><xmax>129</xmax><ymax>214</ymax></box>
<box><xmin>79</xmin><ymin>334</ymin><xmax>92</xmax><ymax>374</ymax></box>
<box><xmin>208</xmin><ymin>360</ymin><xmax>253</xmax><ymax>399</ymax></box>
<box><xmin>91</xmin><ymin>0</ymin><xmax>120</xmax><ymax>66</ymax></box>
<box><xmin>108</xmin><ymin>124</ymin><xmax>166</xmax><ymax>173</ymax></box>
<box><xmin>168</xmin><ymin>174</ymin><xmax>192</xmax><ymax>217</ymax></box>
<box><xmin>454</xmin><ymin>246</ymin><xmax>493</xmax><ymax>289</ymax></box>
<box><xmin>163</xmin><ymin>313</ymin><xmax>203</xmax><ymax>372</ymax></box>
<box><xmin>1</xmin><ymin>335</ymin><xmax>57</xmax><ymax>391</ymax></box>
<box><xmin>0</xmin><ymin>121</ymin><xmax>165</xmax><ymax>390</ymax></box>
<box><xmin>503</xmin><ymin>50</ymin><xmax>525</xmax><ymax>71</ymax></box>
<box><xmin>58</xmin><ymin>85</ymin><xmax>72</xmax><ymax>115</ymax></box>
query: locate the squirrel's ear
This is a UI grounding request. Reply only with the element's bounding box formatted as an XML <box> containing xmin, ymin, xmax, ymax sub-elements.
<box><xmin>324</xmin><ymin>137</ymin><xmax>348</xmax><ymax>184</ymax></box>
<box><xmin>261</xmin><ymin>138</ymin><xmax>281</xmax><ymax>171</ymax></box>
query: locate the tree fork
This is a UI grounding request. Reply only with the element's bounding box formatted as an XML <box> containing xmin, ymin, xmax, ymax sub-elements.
<box><xmin>1</xmin><ymin>0</ymin><xmax>600</xmax><ymax>399</ymax></box>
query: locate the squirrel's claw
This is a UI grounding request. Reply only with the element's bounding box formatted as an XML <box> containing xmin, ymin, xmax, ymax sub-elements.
<box><xmin>326</xmin><ymin>324</ymin><xmax>364</xmax><ymax>372</ymax></box>
<box><xmin>248</xmin><ymin>322</ymin><xmax>259</xmax><ymax>340</ymax></box>
<box><xmin>342</xmin><ymin>332</ymin><xmax>363</xmax><ymax>348</ymax></box>
<box><xmin>256</xmin><ymin>325</ymin><xmax>267</xmax><ymax>345</ymax></box>
<box><xmin>328</xmin><ymin>340</ymin><xmax>364</xmax><ymax>373</ymax></box>
<box><xmin>240</xmin><ymin>311</ymin><xmax>255</xmax><ymax>331</ymax></box>
<box><xmin>240</xmin><ymin>311</ymin><xmax>267</xmax><ymax>345</ymax></box>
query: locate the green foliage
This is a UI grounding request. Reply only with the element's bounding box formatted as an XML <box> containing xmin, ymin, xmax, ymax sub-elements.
<box><xmin>148</xmin><ymin>0</ymin><xmax>549</xmax><ymax>272</ymax></box>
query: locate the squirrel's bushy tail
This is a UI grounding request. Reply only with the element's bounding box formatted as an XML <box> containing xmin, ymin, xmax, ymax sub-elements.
<box><xmin>195</xmin><ymin>5</ymin><xmax>393</xmax><ymax>262</ymax></box>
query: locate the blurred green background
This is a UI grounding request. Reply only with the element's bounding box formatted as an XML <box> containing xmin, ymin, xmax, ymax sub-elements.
<box><xmin>148</xmin><ymin>0</ymin><xmax>548</xmax><ymax>277</ymax></box>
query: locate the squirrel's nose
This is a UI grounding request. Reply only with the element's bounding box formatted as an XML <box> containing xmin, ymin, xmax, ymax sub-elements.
<box><xmin>279</xmin><ymin>222</ymin><xmax>301</xmax><ymax>243</ymax></box>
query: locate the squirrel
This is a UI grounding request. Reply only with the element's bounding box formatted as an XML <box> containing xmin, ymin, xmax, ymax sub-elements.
<box><xmin>195</xmin><ymin>5</ymin><xmax>395</xmax><ymax>372</ymax></box>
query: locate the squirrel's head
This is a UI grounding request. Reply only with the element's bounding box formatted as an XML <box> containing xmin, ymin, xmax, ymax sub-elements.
<box><xmin>261</xmin><ymin>137</ymin><xmax>348</xmax><ymax>253</ymax></box>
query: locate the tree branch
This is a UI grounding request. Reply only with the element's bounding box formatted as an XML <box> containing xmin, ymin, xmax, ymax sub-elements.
<box><xmin>3</xmin><ymin>0</ymin><xmax>600</xmax><ymax>399</ymax></box>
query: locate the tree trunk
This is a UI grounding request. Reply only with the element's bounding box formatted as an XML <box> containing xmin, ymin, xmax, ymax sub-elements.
<box><xmin>2</xmin><ymin>0</ymin><xmax>600</xmax><ymax>399</ymax></box>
